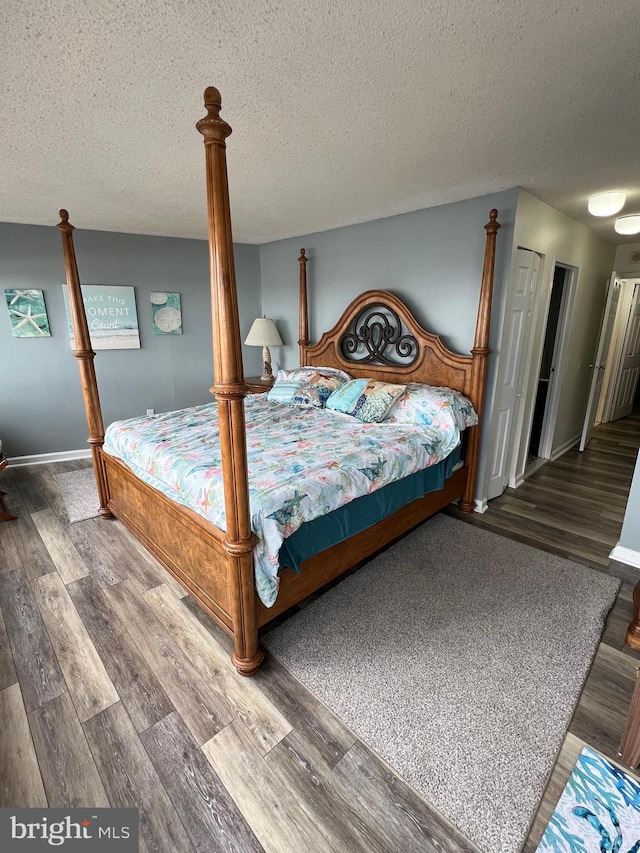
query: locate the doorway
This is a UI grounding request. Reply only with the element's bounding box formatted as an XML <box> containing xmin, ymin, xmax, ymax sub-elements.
<box><xmin>607</xmin><ymin>281</ymin><xmax>640</xmax><ymax>421</ymax></box>
<box><xmin>582</xmin><ymin>277</ymin><xmax>640</xmax><ymax>449</ymax></box>
<box><xmin>527</xmin><ymin>265</ymin><xmax>571</xmax><ymax>464</ymax></box>
<box><xmin>485</xmin><ymin>252</ymin><xmax>578</xmax><ymax>502</ymax></box>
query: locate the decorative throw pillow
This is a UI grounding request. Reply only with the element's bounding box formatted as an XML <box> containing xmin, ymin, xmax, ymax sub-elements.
<box><xmin>326</xmin><ymin>377</ymin><xmax>370</xmax><ymax>413</ymax></box>
<box><xmin>290</xmin><ymin>372</ymin><xmax>346</xmax><ymax>409</ymax></box>
<box><xmin>349</xmin><ymin>380</ymin><xmax>407</xmax><ymax>423</ymax></box>
<box><xmin>289</xmin><ymin>366</ymin><xmax>352</xmax><ymax>384</ymax></box>
<box><xmin>267</xmin><ymin>366</ymin><xmax>352</xmax><ymax>405</ymax></box>
<box><xmin>266</xmin><ymin>370</ymin><xmax>306</xmax><ymax>404</ymax></box>
<box><xmin>327</xmin><ymin>378</ymin><xmax>406</xmax><ymax>423</ymax></box>
<box><xmin>384</xmin><ymin>383</ymin><xmax>478</xmax><ymax>431</ymax></box>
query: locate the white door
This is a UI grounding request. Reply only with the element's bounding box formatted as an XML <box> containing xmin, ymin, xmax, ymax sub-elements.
<box><xmin>610</xmin><ymin>283</ymin><xmax>640</xmax><ymax>421</ymax></box>
<box><xmin>486</xmin><ymin>249</ymin><xmax>540</xmax><ymax>500</ymax></box>
<box><xmin>579</xmin><ymin>274</ymin><xmax>621</xmax><ymax>451</ymax></box>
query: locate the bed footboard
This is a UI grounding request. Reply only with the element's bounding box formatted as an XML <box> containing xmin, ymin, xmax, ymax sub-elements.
<box><xmin>102</xmin><ymin>452</ymin><xmax>264</xmax><ymax>675</ymax></box>
<box><xmin>102</xmin><ymin>452</ymin><xmax>233</xmax><ymax>629</ymax></box>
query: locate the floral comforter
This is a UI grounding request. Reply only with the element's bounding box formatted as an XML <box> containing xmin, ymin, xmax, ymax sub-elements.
<box><xmin>103</xmin><ymin>396</ymin><xmax>463</xmax><ymax>607</ymax></box>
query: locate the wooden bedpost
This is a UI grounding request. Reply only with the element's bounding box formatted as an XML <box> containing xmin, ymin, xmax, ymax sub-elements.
<box><xmin>459</xmin><ymin>208</ymin><xmax>501</xmax><ymax>513</ymax></box>
<box><xmin>298</xmin><ymin>248</ymin><xmax>309</xmax><ymax>364</ymax></box>
<box><xmin>625</xmin><ymin>584</ymin><xmax>640</xmax><ymax>652</ymax></box>
<box><xmin>56</xmin><ymin>210</ymin><xmax>113</xmax><ymax>519</ymax></box>
<box><xmin>196</xmin><ymin>87</ymin><xmax>263</xmax><ymax>676</ymax></box>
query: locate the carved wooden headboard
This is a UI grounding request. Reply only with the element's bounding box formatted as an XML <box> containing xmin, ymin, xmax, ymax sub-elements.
<box><xmin>301</xmin><ymin>288</ymin><xmax>474</xmax><ymax>397</ymax></box>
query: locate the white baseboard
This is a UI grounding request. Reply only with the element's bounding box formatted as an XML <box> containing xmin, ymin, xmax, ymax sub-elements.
<box><xmin>510</xmin><ymin>473</ymin><xmax>526</xmax><ymax>489</ymax></box>
<box><xmin>610</xmin><ymin>544</ymin><xmax>640</xmax><ymax>570</ymax></box>
<box><xmin>506</xmin><ymin>436</ymin><xmax>580</xmax><ymax>491</ymax></box>
<box><xmin>550</xmin><ymin>432</ymin><xmax>581</xmax><ymax>462</ymax></box>
<box><xmin>9</xmin><ymin>449</ymin><xmax>92</xmax><ymax>468</ymax></box>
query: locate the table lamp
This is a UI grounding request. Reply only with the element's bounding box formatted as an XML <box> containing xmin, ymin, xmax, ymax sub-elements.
<box><xmin>244</xmin><ymin>316</ymin><xmax>283</xmax><ymax>381</ymax></box>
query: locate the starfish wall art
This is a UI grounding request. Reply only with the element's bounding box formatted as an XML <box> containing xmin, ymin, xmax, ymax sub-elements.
<box><xmin>4</xmin><ymin>289</ymin><xmax>51</xmax><ymax>337</ymax></box>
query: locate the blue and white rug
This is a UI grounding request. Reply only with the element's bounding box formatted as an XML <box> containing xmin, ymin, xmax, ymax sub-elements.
<box><xmin>538</xmin><ymin>746</ymin><xmax>640</xmax><ymax>852</ymax></box>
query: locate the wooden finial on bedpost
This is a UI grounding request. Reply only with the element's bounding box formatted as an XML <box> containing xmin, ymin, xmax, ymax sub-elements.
<box><xmin>459</xmin><ymin>208</ymin><xmax>501</xmax><ymax>513</ymax></box>
<box><xmin>196</xmin><ymin>88</ymin><xmax>243</xmax><ymax>384</ymax></box>
<box><xmin>196</xmin><ymin>88</ymin><xmax>263</xmax><ymax>676</ymax></box>
<box><xmin>298</xmin><ymin>249</ymin><xmax>309</xmax><ymax>365</ymax></box>
<box><xmin>56</xmin><ymin>210</ymin><xmax>113</xmax><ymax>519</ymax></box>
<box><xmin>197</xmin><ymin>87</ymin><xmax>232</xmax><ymax>141</ymax></box>
<box><xmin>473</xmin><ymin>209</ymin><xmax>500</xmax><ymax>355</ymax></box>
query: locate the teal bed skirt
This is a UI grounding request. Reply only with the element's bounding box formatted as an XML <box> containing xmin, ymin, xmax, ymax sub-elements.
<box><xmin>278</xmin><ymin>444</ymin><xmax>463</xmax><ymax>572</ymax></box>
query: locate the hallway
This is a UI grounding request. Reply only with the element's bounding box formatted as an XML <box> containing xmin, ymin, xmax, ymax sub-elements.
<box><xmin>454</xmin><ymin>409</ymin><xmax>640</xmax><ymax>575</ymax></box>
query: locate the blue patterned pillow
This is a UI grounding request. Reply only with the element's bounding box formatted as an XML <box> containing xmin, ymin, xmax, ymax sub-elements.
<box><xmin>349</xmin><ymin>380</ymin><xmax>407</xmax><ymax>423</ymax></box>
<box><xmin>326</xmin><ymin>378</ymin><xmax>370</xmax><ymax>413</ymax></box>
<box><xmin>266</xmin><ymin>370</ymin><xmax>306</xmax><ymax>404</ymax></box>
<box><xmin>290</xmin><ymin>372</ymin><xmax>346</xmax><ymax>409</ymax></box>
<box><xmin>326</xmin><ymin>378</ymin><xmax>406</xmax><ymax>423</ymax></box>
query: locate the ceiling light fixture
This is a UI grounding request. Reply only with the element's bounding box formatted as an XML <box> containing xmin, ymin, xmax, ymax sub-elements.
<box><xmin>588</xmin><ymin>191</ymin><xmax>626</xmax><ymax>217</ymax></box>
<box><xmin>614</xmin><ymin>215</ymin><xmax>640</xmax><ymax>236</ymax></box>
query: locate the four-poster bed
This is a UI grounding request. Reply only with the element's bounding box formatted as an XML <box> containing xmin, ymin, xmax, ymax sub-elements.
<box><xmin>57</xmin><ymin>86</ymin><xmax>501</xmax><ymax>676</ymax></box>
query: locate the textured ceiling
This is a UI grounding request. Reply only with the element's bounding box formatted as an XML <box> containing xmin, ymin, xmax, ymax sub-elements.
<box><xmin>2</xmin><ymin>0</ymin><xmax>640</xmax><ymax>244</ymax></box>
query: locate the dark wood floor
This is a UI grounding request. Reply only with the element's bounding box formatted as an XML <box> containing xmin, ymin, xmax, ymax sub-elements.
<box><xmin>0</xmin><ymin>410</ymin><xmax>639</xmax><ymax>852</ymax></box>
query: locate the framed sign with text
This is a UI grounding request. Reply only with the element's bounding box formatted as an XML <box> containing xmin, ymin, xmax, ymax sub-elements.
<box><xmin>63</xmin><ymin>284</ymin><xmax>140</xmax><ymax>349</ymax></box>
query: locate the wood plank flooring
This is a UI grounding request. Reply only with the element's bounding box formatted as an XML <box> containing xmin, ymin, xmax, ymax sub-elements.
<box><xmin>0</xmin><ymin>410</ymin><xmax>638</xmax><ymax>852</ymax></box>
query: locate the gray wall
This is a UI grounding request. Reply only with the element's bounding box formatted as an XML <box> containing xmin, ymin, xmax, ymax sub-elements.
<box><xmin>0</xmin><ymin>189</ymin><xmax>518</xmax><ymax>489</ymax></box>
<box><xmin>0</xmin><ymin>223</ymin><xmax>261</xmax><ymax>457</ymax></box>
<box><xmin>259</xmin><ymin>189</ymin><xmax>519</xmax><ymax>500</ymax></box>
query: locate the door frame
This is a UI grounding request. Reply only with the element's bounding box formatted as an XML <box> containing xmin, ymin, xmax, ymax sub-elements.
<box><xmin>580</xmin><ymin>272</ymin><xmax>620</xmax><ymax>451</ymax></box>
<box><xmin>600</xmin><ymin>277</ymin><xmax>640</xmax><ymax>422</ymax></box>
<box><xmin>537</xmin><ymin>264</ymin><xmax>578</xmax><ymax>459</ymax></box>
<box><xmin>608</xmin><ymin>280</ymin><xmax>640</xmax><ymax>422</ymax></box>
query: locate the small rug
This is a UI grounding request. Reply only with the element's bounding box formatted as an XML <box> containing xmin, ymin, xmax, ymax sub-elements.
<box><xmin>55</xmin><ymin>468</ymin><xmax>100</xmax><ymax>523</ymax></box>
<box><xmin>263</xmin><ymin>514</ymin><xmax>620</xmax><ymax>853</ymax></box>
<box><xmin>537</xmin><ymin>746</ymin><xmax>640</xmax><ymax>851</ymax></box>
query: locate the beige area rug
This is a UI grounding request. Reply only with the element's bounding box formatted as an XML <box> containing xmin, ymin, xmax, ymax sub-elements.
<box><xmin>263</xmin><ymin>514</ymin><xmax>620</xmax><ymax>853</ymax></box>
<box><xmin>55</xmin><ymin>468</ymin><xmax>100</xmax><ymax>523</ymax></box>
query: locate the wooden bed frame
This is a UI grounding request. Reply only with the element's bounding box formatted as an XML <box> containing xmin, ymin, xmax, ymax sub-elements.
<box><xmin>57</xmin><ymin>86</ymin><xmax>500</xmax><ymax>676</ymax></box>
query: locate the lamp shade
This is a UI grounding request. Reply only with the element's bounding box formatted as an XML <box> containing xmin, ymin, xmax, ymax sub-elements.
<box><xmin>244</xmin><ymin>317</ymin><xmax>283</xmax><ymax>347</ymax></box>
<box><xmin>588</xmin><ymin>191</ymin><xmax>625</xmax><ymax>217</ymax></box>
